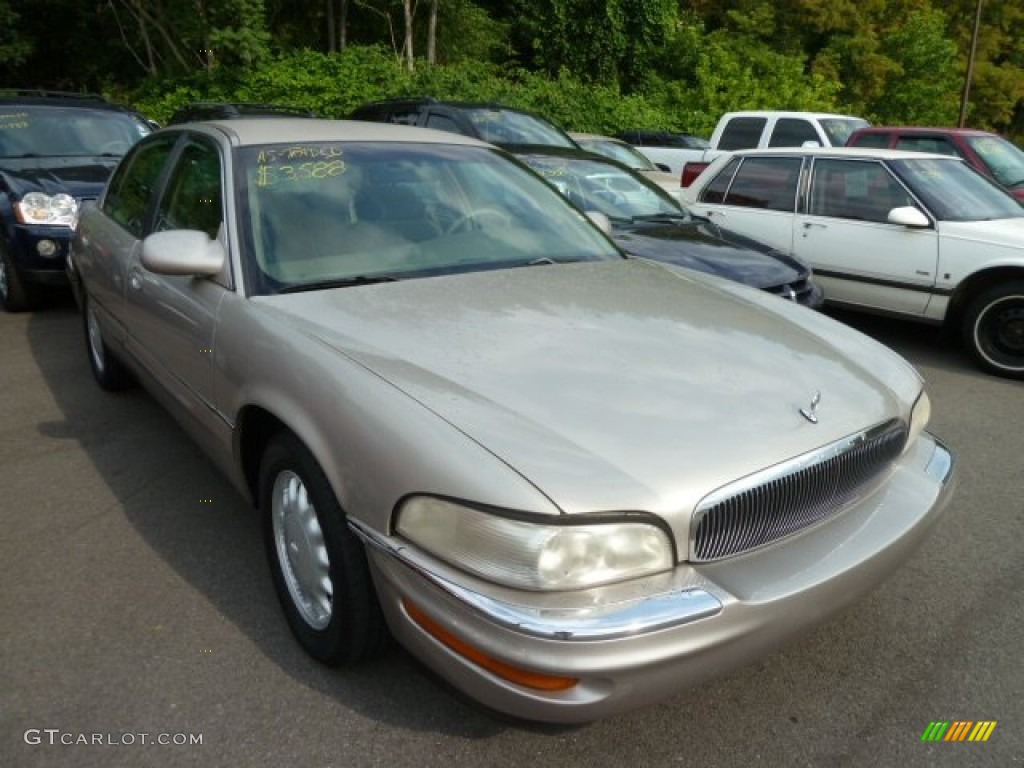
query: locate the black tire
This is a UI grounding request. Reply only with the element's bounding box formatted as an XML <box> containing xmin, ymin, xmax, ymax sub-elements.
<box><xmin>0</xmin><ymin>240</ymin><xmax>34</xmax><ymax>312</ymax></box>
<box><xmin>260</xmin><ymin>431</ymin><xmax>388</xmax><ymax>665</ymax></box>
<box><xmin>82</xmin><ymin>292</ymin><xmax>133</xmax><ymax>391</ymax></box>
<box><xmin>963</xmin><ymin>281</ymin><xmax>1024</xmax><ymax>379</ymax></box>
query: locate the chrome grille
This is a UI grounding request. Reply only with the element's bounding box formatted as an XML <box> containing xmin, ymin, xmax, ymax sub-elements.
<box><xmin>765</xmin><ymin>276</ymin><xmax>813</xmax><ymax>303</ymax></box>
<box><xmin>691</xmin><ymin>420</ymin><xmax>907</xmax><ymax>562</ymax></box>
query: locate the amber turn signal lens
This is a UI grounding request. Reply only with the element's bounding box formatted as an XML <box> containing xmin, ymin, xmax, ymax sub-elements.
<box><xmin>403</xmin><ymin>599</ymin><xmax>579</xmax><ymax>692</ymax></box>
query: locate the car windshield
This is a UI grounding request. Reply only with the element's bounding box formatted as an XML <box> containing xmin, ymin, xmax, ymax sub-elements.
<box><xmin>0</xmin><ymin>105</ymin><xmax>151</xmax><ymax>158</ymax></box>
<box><xmin>519</xmin><ymin>154</ymin><xmax>684</xmax><ymax>223</ymax></box>
<box><xmin>965</xmin><ymin>134</ymin><xmax>1024</xmax><ymax>190</ymax></box>
<box><xmin>578</xmin><ymin>139</ymin><xmax>658</xmax><ymax>172</ymax></box>
<box><xmin>820</xmin><ymin>118</ymin><xmax>870</xmax><ymax>146</ymax></box>
<box><xmin>892</xmin><ymin>157</ymin><xmax>1024</xmax><ymax>222</ymax></box>
<box><xmin>463</xmin><ymin>108</ymin><xmax>576</xmax><ymax>148</ymax></box>
<box><xmin>240</xmin><ymin>142</ymin><xmax>621</xmax><ymax>294</ymax></box>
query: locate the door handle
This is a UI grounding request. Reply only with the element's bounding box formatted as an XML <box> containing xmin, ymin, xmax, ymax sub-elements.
<box><xmin>802</xmin><ymin>221</ymin><xmax>827</xmax><ymax>238</ymax></box>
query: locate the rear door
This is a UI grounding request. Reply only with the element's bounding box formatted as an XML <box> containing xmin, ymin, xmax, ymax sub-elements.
<box><xmin>81</xmin><ymin>132</ymin><xmax>180</xmax><ymax>343</ymax></box>
<box><xmin>688</xmin><ymin>155</ymin><xmax>804</xmax><ymax>254</ymax></box>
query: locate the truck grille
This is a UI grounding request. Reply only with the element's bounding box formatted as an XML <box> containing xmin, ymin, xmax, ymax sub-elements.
<box><xmin>691</xmin><ymin>420</ymin><xmax>907</xmax><ymax>562</ymax></box>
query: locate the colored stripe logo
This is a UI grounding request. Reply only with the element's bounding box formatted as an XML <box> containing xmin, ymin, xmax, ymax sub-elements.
<box><xmin>921</xmin><ymin>721</ymin><xmax>997</xmax><ymax>742</ymax></box>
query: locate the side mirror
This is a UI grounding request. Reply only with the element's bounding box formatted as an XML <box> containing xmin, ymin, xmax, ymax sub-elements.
<box><xmin>801</xmin><ymin>140</ymin><xmax>822</xmax><ymax>148</ymax></box>
<box><xmin>887</xmin><ymin>206</ymin><xmax>930</xmax><ymax>228</ymax></box>
<box><xmin>585</xmin><ymin>210</ymin><xmax>613</xmax><ymax>235</ymax></box>
<box><xmin>142</xmin><ymin>230</ymin><xmax>226</xmax><ymax>276</ymax></box>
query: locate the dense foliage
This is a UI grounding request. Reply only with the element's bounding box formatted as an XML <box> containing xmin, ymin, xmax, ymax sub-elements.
<box><xmin>3</xmin><ymin>0</ymin><xmax>1022</xmax><ymax>141</ymax></box>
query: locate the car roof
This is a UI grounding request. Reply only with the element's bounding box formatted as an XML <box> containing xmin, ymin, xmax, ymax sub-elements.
<box><xmin>719</xmin><ymin>110</ymin><xmax>864</xmax><ymax>120</ymax></box>
<box><xmin>723</xmin><ymin>146</ymin><xmax>952</xmax><ymax>161</ymax></box>
<box><xmin>850</xmin><ymin>126</ymin><xmax>994</xmax><ymax>137</ymax></box>
<box><xmin>168</xmin><ymin>101</ymin><xmax>316</xmax><ymax>124</ymax></box>
<box><xmin>0</xmin><ymin>89</ymin><xmax>146</xmax><ymax>115</ymax></box>
<box><xmin>354</xmin><ymin>97</ymin><xmax>542</xmax><ymax>115</ymax></box>
<box><xmin>176</xmin><ymin>118</ymin><xmax>493</xmax><ymax>147</ymax></box>
<box><xmin>569</xmin><ymin>132</ymin><xmax>623</xmax><ymax>142</ymax></box>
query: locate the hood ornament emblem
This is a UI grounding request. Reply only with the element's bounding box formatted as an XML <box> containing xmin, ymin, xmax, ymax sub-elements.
<box><xmin>799</xmin><ymin>391</ymin><xmax>821</xmax><ymax>424</ymax></box>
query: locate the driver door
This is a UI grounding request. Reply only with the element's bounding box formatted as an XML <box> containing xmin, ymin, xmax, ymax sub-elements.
<box><xmin>122</xmin><ymin>134</ymin><xmax>229</xmax><ymax>432</ymax></box>
<box><xmin>793</xmin><ymin>157</ymin><xmax>939</xmax><ymax>316</ymax></box>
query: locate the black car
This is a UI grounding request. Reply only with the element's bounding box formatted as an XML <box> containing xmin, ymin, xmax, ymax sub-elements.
<box><xmin>616</xmin><ymin>130</ymin><xmax>710</xmax><ymax>150</ymax></box>
<box><xmin>349</xmin><ymin>97</ymin><xmax>579</xmax><ymax>151</ymax></box>
<box><xmin>167</xmin><ymin>101</ymin><xmax>316</xmax><ymax>124</ymax></box>
<box><xmin>515</xmin><ymin>147</ymin><xmax>823</xmax><ymax>307</ymax></box>
<box><xmin>0</xmin><ymin>90</ymin><xmax>153</xmax><ymax>311</ymax></box>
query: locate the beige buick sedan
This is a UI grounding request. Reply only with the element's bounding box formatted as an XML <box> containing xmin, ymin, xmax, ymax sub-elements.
<box><xmin>70</xmin><ymin>119</ymin><xmax>954</xmax><ymax>723</ymax></box>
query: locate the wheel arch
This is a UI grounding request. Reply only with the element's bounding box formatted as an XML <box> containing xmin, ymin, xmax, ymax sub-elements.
<box><xmin>236</xmin><ymin>405</ymin><xmax>292</xmax><ymax>502</ymax></box>
<box><xmin>945</xmin><ymin>267</ymin><xmax>1024</xmax><ymax>329</ymax></box>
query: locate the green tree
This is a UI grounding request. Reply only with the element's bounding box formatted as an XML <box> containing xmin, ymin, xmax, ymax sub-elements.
<box><xmin>946</xmin><ymin>0</ymin><xmax>1024</xmax><ymax>133</ymax></box>
<box><xmin>871</xmin><ymin>9</ymin><xmax>959</xmax><ymax>125</ymax></box>
<box><xmin>510</xmin><ymin>0</ymin><xmax>675</xmax><ymax>89</ymax></box>
<box><xmin>0</xmin><ymin>0</ymin><xmax>32</xmax><ymax>68</ymax></box>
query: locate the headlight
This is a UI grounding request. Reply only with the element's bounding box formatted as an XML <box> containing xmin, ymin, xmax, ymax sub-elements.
<box><xmin>15</xmin><ymin>192</ymin><xmax>79</xmax><ymax>227</ymax></box>
<box><xmin>906</xmin><ymin>390</ymin><xmax>931</xmax><ymax>449</ymax></box>
<box><xmin>396</xmin><ymin>496</ymin><xmax>673</xmax><ymax>591</ymax></box>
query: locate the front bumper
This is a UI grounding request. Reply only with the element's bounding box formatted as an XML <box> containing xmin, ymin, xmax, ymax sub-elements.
<box><xmin>356</xmin><ymin>433</ymin><xmax>954</xmax><ymax>723</ymax></box>
<box><xmin>10</xmin><ymin>224</ymin><xmax>72</xmax><ymax>284</ymax></box>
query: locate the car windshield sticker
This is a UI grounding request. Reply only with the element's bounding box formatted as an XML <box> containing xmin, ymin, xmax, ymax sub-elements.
<box><xmin>0</xmin><ymin>112</ymin><xmax>30</xmax><ymax>130</ymax></box>
<box><xmin>535</xmin><ymin>163</ymin><xmax>567</xmax><ymax>177</ymax></box>
<box><xmin>255</xmin><ymin>145</ymin><xmax>346</xmax><ymax>187</ymax></box>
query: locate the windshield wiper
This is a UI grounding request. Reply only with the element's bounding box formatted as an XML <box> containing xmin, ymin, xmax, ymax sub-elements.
<box><xmin>522</xmin><ymin>256</ymin><xmax>586</xmax><ymax>267</ymax></box>
<box><xmin>278</xmin><ymin>274</ymin><xmax>401</xmax><ymax>293</ymax></box>
<box><xmin>630</xmin><ymin>213</ymin><xmax>691</xmax><ymax>224</ymax></box>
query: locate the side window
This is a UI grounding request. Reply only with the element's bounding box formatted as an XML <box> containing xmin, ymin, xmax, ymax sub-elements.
<box><xmin>153</xmin><ymin>138</ymin><xmax>223</xmax><ymax>239</ymax></box>
<box><xmin>721</xmin><ymin>157</ymin><xmax>801</xmax><ymax>211</ymax></box>
<box><xmin>387</xmin><ymin>107</ymin><xmax>422</xmax><ymax>126</ymax></box>
<box><xmin>717</xmin><ymin>118</ymin><xmax>767</xmax><ymax>151</ymax></box>
<box><xmin>850</xmin><ymin>133</ymin><xmax>890</xmax><ymax>149</ymax></box>
<box><xmin>102</xmin><ymin>134</ymin><xmax>178</xmax><ymax>237</ymax></box>
<box><xmin>699</xmin><ymin>156</ymin><xmax>741</xmax><ymax>204</ymax></box>
<box><xmin>809</xmin><ymin>159</ymin><xmax>912</xmax><ymax>222</ymax></box>
<box><xmin>768</xmin><ymin>119</ymin><xmax>821</xmax><ymax>148</ymax></box>
<box><xmin>424</xmin><ymin>113</ymin><xmax>464</xmax><ymax>135</ymax></box>
<box><xmin>895</xmin><ymin>136</ymin><xmax>961</xmax><ymax>157</ymax></box>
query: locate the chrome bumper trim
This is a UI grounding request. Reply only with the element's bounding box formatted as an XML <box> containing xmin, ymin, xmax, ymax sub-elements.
<box><xmin>350</xmin><ymin>520</ymin><xmax>722</xmax><ymax>642</ymax></box>
<box><xmin>925</xmin><ymin>436</ymin><xmax>955</xmax><ymax>483</ymax></box>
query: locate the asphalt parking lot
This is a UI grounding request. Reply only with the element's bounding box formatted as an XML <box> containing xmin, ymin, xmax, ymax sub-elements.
<box><xmin>2</xmin><ymin>292</ymin><xmax>1022</xmax><ymax>768</ymax></box>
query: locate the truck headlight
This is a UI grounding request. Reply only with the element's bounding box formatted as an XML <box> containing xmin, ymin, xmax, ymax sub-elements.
<box><xmin>15</xmin><ymin>192</ymin><xmax>78</xmax><ymax>227</ymax></box>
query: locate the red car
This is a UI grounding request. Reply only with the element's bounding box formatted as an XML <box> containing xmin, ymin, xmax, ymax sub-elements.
<box><xmin>847</xmin><ymin>126</ymin><xmax>1024</xmax><ymax>203</ymax></box>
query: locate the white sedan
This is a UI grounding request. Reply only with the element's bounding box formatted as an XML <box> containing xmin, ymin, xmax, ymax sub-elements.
<box><xmin>681</xmin><ymin>147</ymin><xmax>1024</xmax><ymax>379</ymax></box>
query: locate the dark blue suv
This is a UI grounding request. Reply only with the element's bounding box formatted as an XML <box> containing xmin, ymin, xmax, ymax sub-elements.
<box><xmin>0</xmin><ymin>91</ymin><xmax>153</xmax><ymax>311</ymax></box>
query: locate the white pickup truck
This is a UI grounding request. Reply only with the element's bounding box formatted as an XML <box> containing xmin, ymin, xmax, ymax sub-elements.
<box><xmin>627</xmin><ymin>111</ymin><xmax>869</xmax><ymax>183</ymax></box>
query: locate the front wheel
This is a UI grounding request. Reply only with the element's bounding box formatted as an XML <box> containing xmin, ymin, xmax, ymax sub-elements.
<box><xmin>260</xmin><ymin>431</ymin><xmax>388</xmax><ymax>665</ymax></box>
<box><xmin>963</xmin><ymin>281</ymin><xmax>1024</xmax><ymax>379</ymax></box>
<box><xmin>0</xmin><ymin>240</ymin><xmax>33</xmax><ymax>312</ymax></box>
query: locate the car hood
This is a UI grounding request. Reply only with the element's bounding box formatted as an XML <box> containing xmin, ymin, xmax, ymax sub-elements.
<box><xmin>939</xmin><ymin>217</ymin><xmax>1024</xmax><ymax>248</ymax></box>
<box><xmin>613</xmin><ymin>219</ymin><xmax>805</xmax><ymax>289</ymax></box>
<box><xmin>260</xmin><ymin>259</ymin><xmax>919</xmax><ymax>516</ymax></box>
<box><xmin>0</xmin><ymin>157</ymin><xmax>120</xmax><ymax>200</ymax></box>
<box><xmin>640</xmin><ymin>169</ymin><xmax>682</xmax><ymax>189</ymax></box>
